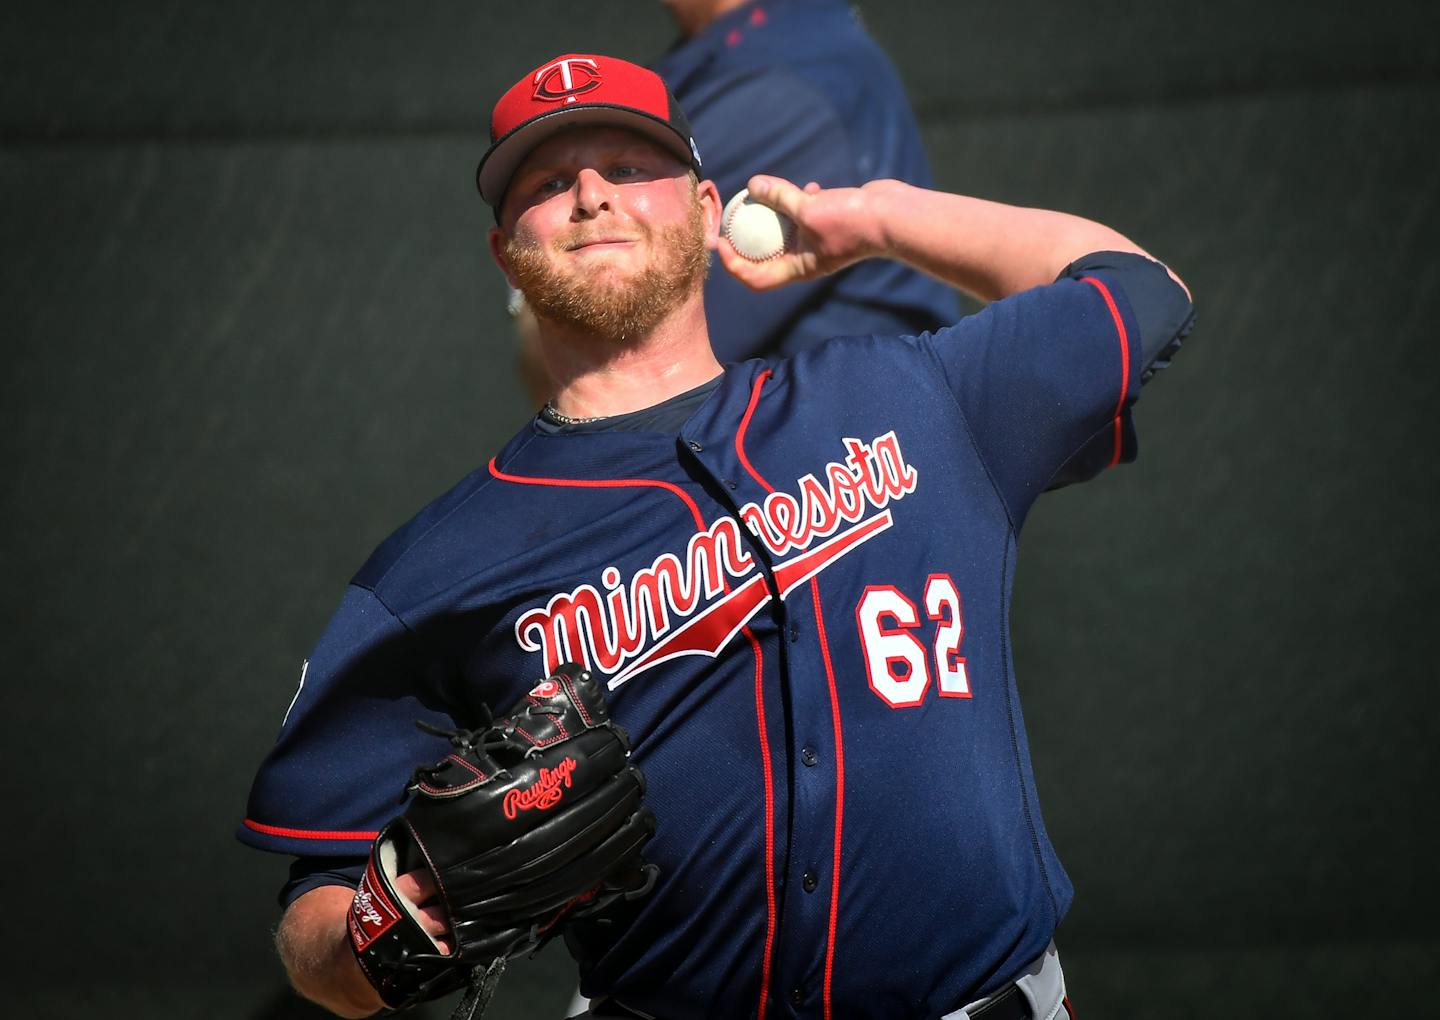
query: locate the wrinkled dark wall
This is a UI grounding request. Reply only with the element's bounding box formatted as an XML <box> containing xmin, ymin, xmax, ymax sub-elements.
<box><xmin>3</xmin><ymin>2</ymin><xmax>1437</xmax><ymax>1017</ymax></box>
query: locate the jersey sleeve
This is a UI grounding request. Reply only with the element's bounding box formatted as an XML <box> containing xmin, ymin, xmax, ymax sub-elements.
<box><xmin>279</xmin><ymin>857</ymin><xmax>367</xmax><ymax>907</ymax></box>
<box><xmin>236</xmin><ymin>584</ymin><xmax>457</xmax><ymax>858</ymax></box>
<box><xmin>925</xmin><ymin>269</ymin><xmax>1151</xmax><ymax>525</ymax></box>
<box><xmin>1040</xmin><ymin>253</ymin><xmax>1196</xmax><ymax>491</ymax></box>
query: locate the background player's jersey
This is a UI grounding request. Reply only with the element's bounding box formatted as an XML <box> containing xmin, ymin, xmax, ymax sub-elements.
<box><xmin>654</xmin><ymin>0</ymin><xmax>960</xmax><ymax>361</ymax></box>
<box><xmin>241</xmin><ymin>268</ymin><xmax>1180</xmax><ymax>1019</ymax></box>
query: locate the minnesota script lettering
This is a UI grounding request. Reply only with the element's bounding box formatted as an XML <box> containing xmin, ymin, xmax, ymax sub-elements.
<box><xmin>515</xmin><ymin>432</ymin><xmax>919</xmax><ymax>687</ymax></box>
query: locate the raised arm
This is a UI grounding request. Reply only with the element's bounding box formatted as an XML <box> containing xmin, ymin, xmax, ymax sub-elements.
<box><xmin>718</xmin><ymin>176</ymin><xmax>1189</xmax><ymax>304</ymax></box>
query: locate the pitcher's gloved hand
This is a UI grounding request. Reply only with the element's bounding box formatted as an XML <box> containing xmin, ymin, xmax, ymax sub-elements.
<box><xmin>345</xmin><ymin>663</ymin><xmax>658</xmax><ymax>1012</ymax></box>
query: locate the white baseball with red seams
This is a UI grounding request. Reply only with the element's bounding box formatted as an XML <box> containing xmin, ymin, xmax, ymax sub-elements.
<box><xmin>722</xmin><ymin>188</ymin><xmax>795</xmax><ymax>261</ymax></box>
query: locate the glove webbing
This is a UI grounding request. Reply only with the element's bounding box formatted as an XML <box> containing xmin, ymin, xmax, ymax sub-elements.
<box><xmin>450</xmin><ymin>956</ymin><xmax>506</xmax><ymax>1020</ymax></box>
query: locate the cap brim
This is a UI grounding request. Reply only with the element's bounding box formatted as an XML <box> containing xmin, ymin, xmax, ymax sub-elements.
<box><xmin>477</xmin><ymin>104</ymin><xmax>696</xmax><ymax>208</ymax></box>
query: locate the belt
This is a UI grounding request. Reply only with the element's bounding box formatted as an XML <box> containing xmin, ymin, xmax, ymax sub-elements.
<box><xmin>942</xmin><ymin>940</ymin><xmax>1066</xmax><ymax>1020</ymax></box>
<box><xmin>584</xmin><ymin>993</ymin><xmax>1027</xmax><ymax>1020</ymax></box>
<box><xmin>968</xmin><ymin>985</ymin><xmax>1031</xmax><ymax>1020</ymax></box>
<box><xmin>588</xmin><ymin>942</ymin><xmax>1065</xmax><ymax>1020</ymax></box>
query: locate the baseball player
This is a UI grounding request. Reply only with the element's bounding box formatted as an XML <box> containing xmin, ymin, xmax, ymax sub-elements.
<box><xmin>239</xmin><ymin>52</ymin><xmax>1193</xmax><ymax>1020</ymax></box>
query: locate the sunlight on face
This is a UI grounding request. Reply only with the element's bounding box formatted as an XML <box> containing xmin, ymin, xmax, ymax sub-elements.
<box><xmin>505</xmin><ymin>182</ymin><xmax>708</xmax><ymax>341</ymax></box>
<box><xmin>500</xmin><ymin>128</ymin><xmax>710</xmax><ymax>341</ymax></box>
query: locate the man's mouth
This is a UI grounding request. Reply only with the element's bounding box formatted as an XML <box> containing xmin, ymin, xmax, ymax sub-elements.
<box><xmin>566</xmin><ymin>236</ymin><xmax>639</xmax><ymax>252</ymax></box>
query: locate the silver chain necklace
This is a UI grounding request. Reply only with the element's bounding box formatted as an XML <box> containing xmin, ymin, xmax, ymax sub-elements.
<box><xmin>542</xmin><ymin>402</ymin><xmax>608</xmax><ymax>426</ymax></box>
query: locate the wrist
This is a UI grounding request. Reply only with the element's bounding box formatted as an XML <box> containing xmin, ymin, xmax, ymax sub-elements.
<box><xmin>338</xmin><ymin>934</ymin><xmax>388</xmax><ymax>1017</ymax></box>
<box><xmin>857</xmin><ymin>179</ymin><xmax>910</xmax><ymax>258</ymax></box>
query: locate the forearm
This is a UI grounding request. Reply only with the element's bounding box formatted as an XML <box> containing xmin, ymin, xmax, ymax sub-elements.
<box><xmin>276</xmin><ymin>885</ymin><xmax>385</xmax><ymax>1018</ymax></box>
<box><xmin>721</xmin><ymin>175</ymin><xmax>1189</xmax><ymax>308</ymax></box>
<box><xmin>863</xmin><ymin>179</ymin><xmax>1178</xmax><ymax>303</ymax></box>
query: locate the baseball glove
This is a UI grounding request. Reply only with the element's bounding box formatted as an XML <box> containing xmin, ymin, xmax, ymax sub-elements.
<box><xmin>346</xmin><ymin>663</ymin><xmax>657</xmax><ymax>1017</ymax></box>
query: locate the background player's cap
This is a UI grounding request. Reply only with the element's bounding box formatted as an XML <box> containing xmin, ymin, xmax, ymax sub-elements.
<box><xmin>477</xmin><ymin>54</ymin><xmax>702</xmax><ymax>210</ymax></box>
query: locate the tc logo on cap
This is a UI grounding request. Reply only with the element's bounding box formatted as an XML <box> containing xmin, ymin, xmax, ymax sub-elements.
<box><xmin>533</xmin><ymin>57</ymin><xmax>602</xmax><ymax>105</ymax></box>
<box><xmin>477</xmin><ymin>52</ymin><xmax>701</xmax><ymax>206</ymax></box>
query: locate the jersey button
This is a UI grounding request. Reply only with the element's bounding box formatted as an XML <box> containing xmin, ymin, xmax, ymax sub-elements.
<box><xmin>789</xmin><ymin>987</ymin><xmax>805</xmax><ymax>1008</ymax></box>
<box><xmin>687</xmin><ymin>440</ymin><xmax>703</xmax><ymax>452</ymax></box>
<box><xmin>801</xmin><ymin>747</ymin><xmax>818</xmax><ymax>767</ymax></box>
<box><xmin>802</xmin><ymin>869</ymin><xmax>819</xmax><ymax>892</ymax></box>
<box><xmin>788</xmin><ymin>622</ymin><xmax>800</xmax><ymax>642</ymax></box>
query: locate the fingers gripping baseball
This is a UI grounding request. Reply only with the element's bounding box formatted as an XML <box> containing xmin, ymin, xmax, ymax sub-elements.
<box><xmin>718</xmin><ymin>175</ymin><xmax>882</xmax><ymax>291</ymax></box>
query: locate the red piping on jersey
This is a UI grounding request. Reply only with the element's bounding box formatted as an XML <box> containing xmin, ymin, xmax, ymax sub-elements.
<box><xmin>242</xmin><ymin>818</ymin><xmax>378</xmax><ymax>841</ymax></box>
<box><xmin>489</xmin><ymin>450</ymin><xmax>778</xmax><ymax>1016</ymax></box>
<box><xmin>746</xmin><ymin>624</ymin><xmax>777</xmax><ymax>1020</ymax></box>
<box><xmin>731</xmin><ymin>371</ymin><xmax>780</xmax><ymax>1019</ymax></box>
<box><xmin>1079</xmin><ymin>276</ymin><xmax>1131</xmax><ymax>467</ymax></box>
<box><xmin>811</xmin><ymin>581</ymin><xmax>844</xmax><ymax>1020</ymax></box>
<box><xmin>488</xmin><ymin>459</ymin><xmax>706</xmax><ymax>530</ymax></box>
<box><xmin>734</xmin><ymin>369</ymin><xmax>772</xmax><ymax>490</ymax></box>
<box><xmin>735</xmin><ymin>368</ymin><xmax>846</xmax><ymax>1020</ymax></box>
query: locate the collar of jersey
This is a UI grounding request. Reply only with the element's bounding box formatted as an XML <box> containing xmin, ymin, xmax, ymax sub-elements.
<box><xmin>531</xmin><ymin>375</ymin><xmax>724</xmax><ymax>437</ymax></box>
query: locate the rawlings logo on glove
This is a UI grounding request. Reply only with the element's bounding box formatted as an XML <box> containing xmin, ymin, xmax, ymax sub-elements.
<box><xmin>503</xmin><ymin>756</ymin><xmax>577</xmax><ymax>819</ymax></box>
<box><xmin>347</xmin><ymin>860</ymin><xmax>402</xmax><ymax>950</ymax></box>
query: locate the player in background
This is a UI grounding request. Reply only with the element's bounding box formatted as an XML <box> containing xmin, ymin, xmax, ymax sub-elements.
<box><xmin>514</xmin><ymin>0</ymin><xmax>959</xmax><ymax>401</ymax></box>
<box><xmin>241</xmin><ymin>53</ymin><xmax>1193</xmax><ymax>1020</ymax></box>
<box><xmin>653</xmin><ymin>0</ymin><xmax>959</xmax><ymax>360</ymax></box>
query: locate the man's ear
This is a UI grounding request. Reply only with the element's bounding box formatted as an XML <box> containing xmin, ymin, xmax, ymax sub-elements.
<box><xmin>489</xmin><ymin>225</ymin><xmax>520</xmax><ymax>289</ymax></box>
<box><xmin>698</xmin><ymin>178</ymin><xmax>723</xmax><ymax>250</ymax></box>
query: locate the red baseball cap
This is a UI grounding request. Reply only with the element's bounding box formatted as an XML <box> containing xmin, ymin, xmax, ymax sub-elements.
<box><xmin>476</xmin><ymin>53</ymin><xmax>702</xmax><ymax>209</ymax></box>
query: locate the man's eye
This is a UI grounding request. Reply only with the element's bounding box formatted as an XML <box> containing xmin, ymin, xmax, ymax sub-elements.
<box><xmin>611</xmin><ymin>165</ymin><xmax>642</xmax><ymax>179</ymax></box>
<box><xmin>537</xmin><ymin>176</ymin><xmax>570</xmax><ymax>194</ymax></box>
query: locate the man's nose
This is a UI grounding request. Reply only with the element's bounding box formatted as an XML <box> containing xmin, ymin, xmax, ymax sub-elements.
<box><xmin>572</xmin><ymin>167</ymin><xmax>612</xmax><ymax>219</ymax></box>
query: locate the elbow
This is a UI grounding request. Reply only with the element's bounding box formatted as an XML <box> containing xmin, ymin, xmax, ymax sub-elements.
<box><xmin>275</xmin><ymin>890</ymin><xmax>384</xmax><ymax>1018</ymax></box>
<box><xmin>279</xmin><ymin>961</ymin><xmax>380</xmax><ymax>1020</ymax></box>
<box><xmin>1164</xmin><ymin>263</ymin><xmax>1192</xmax><ymax>304</ymax></box>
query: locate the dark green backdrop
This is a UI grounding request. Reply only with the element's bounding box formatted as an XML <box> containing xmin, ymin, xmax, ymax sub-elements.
<box><xmin>3</xmin><ymin>2</ymin><xmax>1437</xmax><ymax>1016</ymax></box>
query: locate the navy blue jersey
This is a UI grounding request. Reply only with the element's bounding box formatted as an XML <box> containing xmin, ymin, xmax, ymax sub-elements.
<box><xmin>654</xmin><ymin>0</ymin><xmax>960</xmax><ymax>361</ymax></box>
<box><xmin>241</xmin><ymin>264</ymin><xmax>1188</xmax><ymax>1019</ymax></box>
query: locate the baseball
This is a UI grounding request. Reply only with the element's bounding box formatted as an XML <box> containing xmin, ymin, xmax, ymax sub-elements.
<box><xmin>722</xmin><ymin>188</ymin><xmax>795</xmax><ymax>261</ymax></box>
